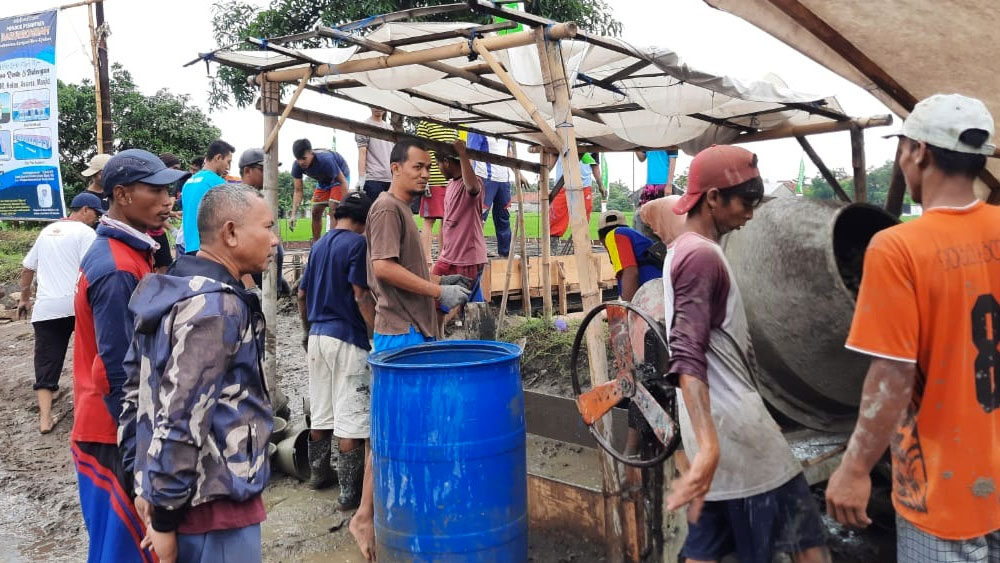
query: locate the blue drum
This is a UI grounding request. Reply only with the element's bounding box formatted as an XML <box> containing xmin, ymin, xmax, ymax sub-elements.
<box><xmin>369</xmin><ymin>340</ymin><xmax>527</xmax><ymax>562</ymax></box>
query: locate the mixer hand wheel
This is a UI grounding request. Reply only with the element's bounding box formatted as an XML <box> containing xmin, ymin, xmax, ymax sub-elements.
<box><xmin>570</xmin><ymin>301</ymin><xmax>680</xmax><ymax>468</ymax></box>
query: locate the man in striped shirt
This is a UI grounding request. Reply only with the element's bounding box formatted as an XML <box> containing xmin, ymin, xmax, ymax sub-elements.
<box><xmin>416</xmin><ymin>120</ymin><xmax>458</xmax><ymax>265</ymax></box>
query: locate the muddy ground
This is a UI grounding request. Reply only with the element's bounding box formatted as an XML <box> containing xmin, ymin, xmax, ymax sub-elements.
<box><xmin>0</xmin><ymin>304</ymin><xmax>603</xmax><ymax>562</ymax></box>
<box><xmin>0</xmin><ymin>298</ymin><xmax>892</xmax><ymax>562</ymax></box>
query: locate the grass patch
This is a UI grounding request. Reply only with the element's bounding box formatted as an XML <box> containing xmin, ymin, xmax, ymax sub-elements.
<box><xmin>0</xmin><ymin>227</ymin><xmax>41</xmax><ymax>284</ymax></box>
<box><xmin>497</xmin><ymin>316</ymin><xmax>588</xmax><ymax>396</ymax></box>
<box><xmin>278</xmin><ymin>211</ymin><xmax>634</xmax><ymax>242</ymax></box>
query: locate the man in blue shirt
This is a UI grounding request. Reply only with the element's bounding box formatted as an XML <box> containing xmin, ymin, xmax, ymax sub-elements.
<box><xmin>466</xmin><ymin>132</ymin><xmax>513</xmax><ymax>257</ymax></box>
<box><xmin>180</xmin><ymin>140</ymin><xmax>234</xmax><ymax>254</ymax></box>
<box><xmin>297</xmin><ymin>192</ymin><xmax>376</xmax><ymax>508</ymax></box>
<box><xmin>637</xmin><ymin>149</ymin><xmax>679</xmax><ymax>192</ymax></box>
<box><xmin>290</xmin><ymin>138</ymin><xmax>350</xmax><ymax>244</ymax></box>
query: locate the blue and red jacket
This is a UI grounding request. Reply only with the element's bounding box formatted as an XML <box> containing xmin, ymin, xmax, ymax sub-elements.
<box><xmin>72</xmin><ymin>221</ymin><xmax>154</xmax><ymax>444</ymax></box>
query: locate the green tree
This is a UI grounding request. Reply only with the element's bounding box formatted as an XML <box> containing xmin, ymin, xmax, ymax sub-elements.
<box><xmin>803</xmin><ymin>160</ymin><xmax>895</xmax><ymax>206</ymax></box>
<box><xmin>58</xmin><ymin>65</ymin><xmax>221</xmax><ymax>198</ymax></box>
<box><xmin>207</xmin><ymin>0</ymin><xmax>622</xmax><ymax>109</ymax></box>
<box><xmin>605</xmin><ymin>179</ymin><xmax>632</xmax><ymax>211</ymax></box>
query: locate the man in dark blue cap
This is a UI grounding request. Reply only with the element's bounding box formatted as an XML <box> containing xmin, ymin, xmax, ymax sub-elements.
<box><xmin>71</xmin><ymin>148</ymin><xmax>185</xmax><ymax>563</ymax></box>
<box><xmin>18</xmin><ymin>192</ymin><xmax>103</xmax><ymax>434</ymax></box>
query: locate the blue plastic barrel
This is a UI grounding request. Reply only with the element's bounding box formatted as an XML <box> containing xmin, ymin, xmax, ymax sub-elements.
<box><xmin>369</xmin><ymin>340</ymin><xmax>527</xmax><ymax>562</ymax></box>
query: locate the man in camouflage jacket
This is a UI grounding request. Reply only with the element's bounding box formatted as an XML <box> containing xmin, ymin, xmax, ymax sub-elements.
<box><xmin>119</xmin><ymin>183</ymin><xmax>278</xmax><ymax>563</ymax></box>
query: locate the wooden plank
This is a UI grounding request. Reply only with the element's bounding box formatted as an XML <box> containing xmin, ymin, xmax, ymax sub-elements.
<box><xmin>524</xmin><ymin>390</ymin><xmax>629</xmax><ymax>449</ymax></box>
<box><xmin>558</xmin><ymin>262</ymin><xmax>568</xmax><ymax>316</ymax></box>
<box><xmin>528</xmin><ymin>474</ymin><xmax>606</xmax><ymax>544</ymax></box>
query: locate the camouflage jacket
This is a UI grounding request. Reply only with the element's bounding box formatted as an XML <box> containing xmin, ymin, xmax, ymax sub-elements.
<box><xmin>119</xmin><ymin>255</ymin><xmax>272</xmax><ymax>532</ymax></box>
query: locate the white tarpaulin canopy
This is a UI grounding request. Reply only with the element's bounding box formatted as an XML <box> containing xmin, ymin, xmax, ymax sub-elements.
<box><xmin>703</xmin><ymin>0</ymin><xmax>1000</xmax><ymax>196</ymax></box>
<box><xmin>199</xmin><ymin>19</ymin><xmax>850</xmax><ymax>155</ymax></box>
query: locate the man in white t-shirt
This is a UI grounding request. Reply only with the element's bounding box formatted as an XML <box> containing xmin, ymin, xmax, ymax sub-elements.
<box><xmin>18</xmin><ymin>192</ymin><xmax>101</xmax><ymax>433</ymax></box>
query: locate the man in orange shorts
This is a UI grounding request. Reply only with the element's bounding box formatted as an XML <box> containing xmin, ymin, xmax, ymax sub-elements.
<box><xmin>290</xmin><ymin>138</ymin><xmax>350</xmax><ymax>243</ymax></box>
<box><xmin>827</xmin><ymin>93</ymin><xmax>1000</xmax><ymax>562</ymax></box>
<box><xmin>550</xmin><ymin>152</ymin><xmax>605</xmax><ymax>240</ymax></box>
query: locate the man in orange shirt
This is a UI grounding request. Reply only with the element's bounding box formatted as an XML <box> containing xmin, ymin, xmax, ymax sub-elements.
<box><xmin>827</xmin><ymin>93</ymin><xmax>1000</xmax><ymax>561</ymax></box>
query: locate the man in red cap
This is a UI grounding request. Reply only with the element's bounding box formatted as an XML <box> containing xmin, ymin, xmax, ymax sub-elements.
<box><xmin>663</xmin><ymin>145</ymin><xmax>830</xmax><ymax>562</ymax></box>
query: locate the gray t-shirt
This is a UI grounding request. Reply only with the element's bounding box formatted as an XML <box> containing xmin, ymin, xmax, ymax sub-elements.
<box><xmin>365</xmin><ymin>191</ymin><xmax>438</xmax><ymax>338</ymax></box>
<box><xmin>355</xmin><ymin>117</ymin><xmax>394</xmax><ymax>182</ymax></box>
<box><xmin>663</xmin><ymin>231</ymin><xmax>800</xmax><ymax>501</ymax></box>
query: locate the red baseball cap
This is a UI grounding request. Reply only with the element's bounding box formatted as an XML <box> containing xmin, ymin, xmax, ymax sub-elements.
<box><xmin>673</xmin><ymin>145</ymin><xmax>761</xmax><ymax>215</ymax></box>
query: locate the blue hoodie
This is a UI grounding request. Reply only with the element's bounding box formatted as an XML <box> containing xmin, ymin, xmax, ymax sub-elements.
<box><xmin>119</xmin><ymin>255</ymin><xmax>272</xmax><ymax>532</ymax></box>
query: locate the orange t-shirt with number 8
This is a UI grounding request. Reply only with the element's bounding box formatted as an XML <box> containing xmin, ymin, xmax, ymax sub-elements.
<box><xmin>847</xmin><ymin>200</ymin><xmax>1000</xmax><ymax>540</ymax></box>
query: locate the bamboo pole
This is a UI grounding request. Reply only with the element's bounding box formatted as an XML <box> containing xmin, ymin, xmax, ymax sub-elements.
<box><xmin>733</xmin><ymin>114</ymin><xmax>892</xmax><ymax>144</ymax></box>
<box><xmin>509</xmin><ymin>143</ymin><xmax>531</xmax><ymax>318</ymax></box>
<box><xmin>86</xmin><ymin>4</ymin><xmax>104</xmax><ymax>152</ymax></box>
<box><xmin>850</xmin><ymin>125</ymin><xmax>867</xmax><ymax>202</ymax></box>
<box><xmin>260</xmin><ymin>80</ymin><xmax>282</xmax><ymax>406</ymax></box>
<box><xmin>262</xmin><ymin>70</ymin><xmax>310</xmax><ymax>153</ymax></box>
<box><xmin>539</xmin><ymin>152</ymin><xmax>553</xmax><ymax>320</ymax></box>
<box><xmin>472</xmin><ymin>39</ymin><xmax>562</xmax><ymax>150</ymax></box>
<box><xmin>538</xmin><ymin>33</ymin><xmax>626</xmax><ymax>563</ymax></box>
<box><xmin>269</xmin><ymin>102</ymin><xmax>541</xmax><ymax>173</ymax></box>
<box><xmin>497</xmin><ymin>217</ymin><xmax>521</xmax><ymax>330</ymax></box>
<box><xmin>257</xmin><ymin>23</ymin><xmax>577</xmax><ymax>84</ymax></box>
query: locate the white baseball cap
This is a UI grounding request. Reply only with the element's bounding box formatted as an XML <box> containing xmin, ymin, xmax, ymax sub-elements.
<box><xmin>886</xmin><ymin>94</ymin><xmax>995</xmax><ymax>155</ymax></box>
<box><xmin>81</xmin><ymin>153</ymin><xmax>112</xmax><ymax>177</ymax></box>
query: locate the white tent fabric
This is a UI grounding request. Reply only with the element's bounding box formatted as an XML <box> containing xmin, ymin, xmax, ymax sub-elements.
<box><xmin>205</xmin><ymin>21</ymin><xmax>846</xmax><ymax>155</ymax></box>
<box><xmin>702</xmin><ymin>0</ymin><xmax>1000</xmax><ymax>195</ymax></box>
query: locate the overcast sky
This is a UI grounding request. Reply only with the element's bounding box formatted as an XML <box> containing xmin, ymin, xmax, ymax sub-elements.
<box><xmin>3</xmin><ymin>0</ymin><xmax>900</xmax><ymax>191</ymax></box>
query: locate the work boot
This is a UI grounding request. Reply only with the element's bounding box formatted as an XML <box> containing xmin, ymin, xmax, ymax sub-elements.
<box><xmin>307</xmin><ymin>435</ymin><xmax>336</xmax><ymax>489</ymax></box>
<box><xmin>337</xmin><ymin>446</ymin><xmax>365</xmax><ymax>510</ymax></box>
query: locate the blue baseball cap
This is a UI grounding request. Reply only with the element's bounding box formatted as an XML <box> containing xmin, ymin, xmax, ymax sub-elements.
<box><xmin>69</xmin><ymin>192</ymin><xmax>105</xmax><ymax>214</ymax></box>
<box><xmin>101</xmin><ymin>149</ymin><xmax>188</xmax><ymax>197</ymax></box>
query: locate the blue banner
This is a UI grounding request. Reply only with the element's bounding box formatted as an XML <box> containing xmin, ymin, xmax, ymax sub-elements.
<box><xmin>0</xmin><ymin>10</ymin><xmax>62</xmax><ymax>221</ymax></box>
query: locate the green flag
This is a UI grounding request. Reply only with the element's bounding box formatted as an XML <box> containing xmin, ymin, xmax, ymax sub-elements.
<box><xmin>494</xmin><ymin>2</ymin><xmax>524</xmax><ymax>35</ymax></box>
<box><xmin>795</xmin><ymin>155</ymin><xmax>805</xmax><ymax>194</ymax></box>
<box><xmin>601</xmin><ymin>155</ymin><xmax>609</xmax><ymax>189</ymax></box>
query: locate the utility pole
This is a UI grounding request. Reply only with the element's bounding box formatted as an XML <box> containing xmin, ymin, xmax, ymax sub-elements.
<box><xmin>80</xmin><ymin>0</ymin><xmax>112</xmax><ymax>154</ymax></box>
<box><xmin>94</xmin><ymin>1</ymin><xmax>112</xmax><ymax>153</ymax></box>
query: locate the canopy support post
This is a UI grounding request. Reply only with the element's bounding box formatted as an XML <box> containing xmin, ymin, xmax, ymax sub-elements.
<box><xmin>850</xmin><ymin>125</ymin><xmax>867</xmax><ymax>202</ymax></box>
<box><xmin>885</xmin><ymin>141</ymin><xmax>906</xmax><ymax>217</ymax></box>
<box><xmin>509</xmin><ymin>142</ymin><xmax>531</xmax><ymax>318</ymax></box>
<box><xmin>538</xmin><ymin>32</ymin><xmax>626</xmax><ymax>563</ymax></box>
<box><xmin>539</xmin><ymin>151</ymin><xmax>553</xmax><ymax>321</ymax></box>
<box><xmin>260</xmin><ymin>80</ymin><xmax>284</xmax><ymax>410</ymax></box>
<box><xmin>796</xmin><ymin>136</ymin><xmax>851</xmax><ymax>203</ymax></box>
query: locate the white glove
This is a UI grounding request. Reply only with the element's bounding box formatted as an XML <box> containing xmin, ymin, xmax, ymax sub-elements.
<box><xmin>439</xmin><ymin>284</ymin><xmax>471</xmax><ymax>309</ymax></box>
<box><xmin>355</xmin><ymin>174</ymin><xmax>367</xmax><ymax>191</ymax></box>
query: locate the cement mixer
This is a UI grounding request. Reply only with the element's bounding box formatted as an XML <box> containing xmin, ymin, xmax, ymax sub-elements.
<box><xmin>722</xmin><ymin>196</ymin><xmax>898</xmax><ymax>431</ymax></box>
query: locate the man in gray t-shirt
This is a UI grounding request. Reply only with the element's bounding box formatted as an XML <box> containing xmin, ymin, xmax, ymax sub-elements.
<box><xmin>355</xmin><ymin>107</ymin><xmax>394</xmax><ymax>201</ymax></box>
<box><xmin>351</xmin><ymin>139</ymin><xmax>470</xmax><ymax>560</ymax></box>
<box><xmin>663</xmin><ymin>146</ymin><xmax>829</xmax><ymax>562</ymax></box>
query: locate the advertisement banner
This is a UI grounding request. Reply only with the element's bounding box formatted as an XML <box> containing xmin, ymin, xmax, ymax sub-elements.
<box><xmin>0</xmin><ymin>10</ymin><xmax>62</xmax><ymax>221</ymax></box>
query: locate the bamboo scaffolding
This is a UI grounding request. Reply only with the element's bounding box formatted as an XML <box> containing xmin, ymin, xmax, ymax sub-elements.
<box><xmin>509</xmin><ymin>143</ymin><xmax>531</xmax><ymax>318</ymax></box>
<box><xmin>256</xmin><ymin>23</ymin><xmax>577</xmax><ymax>84</ymax></box>
<box><xmin>262</xmin><ymin>70</ymin><xmax>310</xmax><ymax>153</ymax></box>
<box><xmin>539</xmin><ymin>151</ymin><xmax>553</xmax><ymax>320</ymax></box>
<box><xmin>472</xmin><ymin>39</ymin><xmax>562</xmax><ymax>150</ymax></box>
<box><xmin>536</xmin><ymin>35</ymin><xmax>626</xmax><ymax>562</ymax></box>
<box><xmin>267</xmin><ymin>102</ymin><xmax>542</xmax><ymax>174</ymax></box>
